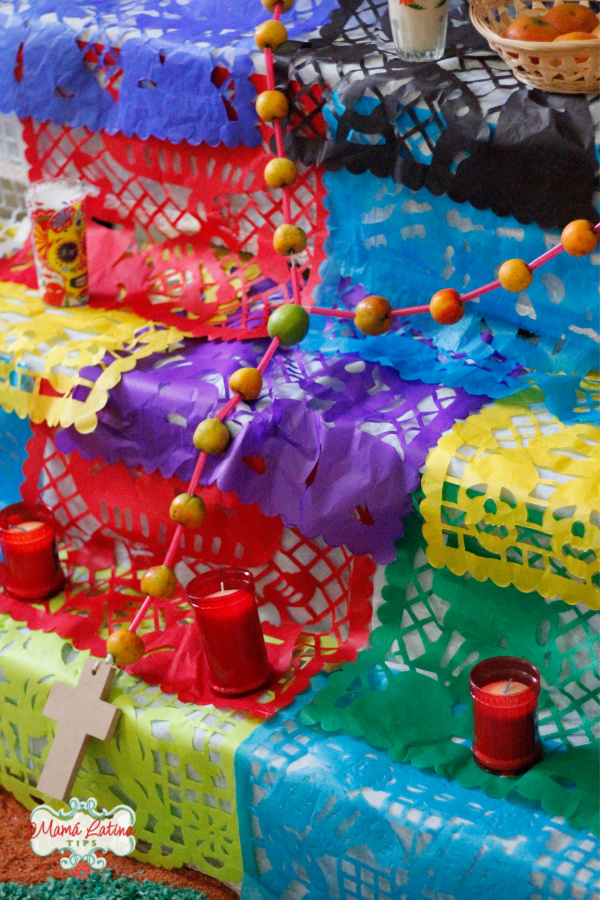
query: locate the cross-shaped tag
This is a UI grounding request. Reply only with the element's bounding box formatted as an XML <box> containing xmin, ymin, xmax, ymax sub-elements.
<box><xmin>37</xmin><ymin>658</ymin><xmax>121</xmax><ymax>802</ymax></box>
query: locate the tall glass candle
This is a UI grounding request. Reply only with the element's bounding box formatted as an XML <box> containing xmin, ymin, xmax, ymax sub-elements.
<box><xmin>26</xmin><ymin>179</ymin><xmax>89</xmax><ymax>308</ymax></box>
<box><xmin>470</xmin><ymin>656</ymin><xmax>542</xmax><ymax>777</ymax></box>
<box><xmin>186</xmin><ymin>568</ymin><xmax>272</xmax><ymax>697</ymax></box>
<box><xmin>0</xmin><ymin>502</ymin><xmax>66</xmax><ymax>600</ymax></box>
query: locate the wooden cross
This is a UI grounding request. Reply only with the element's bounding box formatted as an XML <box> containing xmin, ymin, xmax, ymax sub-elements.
<box><xmin>37</xmin><ymin>658</ymin><xmax>121</xmax><ymax>802</ymax></box>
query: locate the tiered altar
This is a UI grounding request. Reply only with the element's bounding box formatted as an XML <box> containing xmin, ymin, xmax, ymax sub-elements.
<box><xmin>0</xmin><ymin>0</ymin><xmax>598</xmax><ymax>895</ymax></box>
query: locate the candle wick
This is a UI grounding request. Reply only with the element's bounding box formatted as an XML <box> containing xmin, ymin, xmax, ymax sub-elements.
<box><xmin>220</xmin><ymin>582</ymin><xmax>224</xmax><ymax>593</ymax></box>
<box><xmin>503</xmin><ymin>678</ymin><xmax>513</xmax><ymax>694</ymax></box>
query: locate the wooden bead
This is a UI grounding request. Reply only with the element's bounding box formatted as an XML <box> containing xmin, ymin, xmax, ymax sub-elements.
<box><xmin>273</xmin><ymin>224</ymin><xmax>307</xmax><ymax>255</ymax></box>
<box><xmin>264</xmin><ymin>157</ymin><xmax>297</xmax><ymax>188</ymax></box>
<box><xmin>255</xmin><ymin>19</ymin><xmax>288</xmax><ymax>50</ymax></box>
<box><xmin>256</xmin><ymin>90</ymin><xmax>289</xmax><ymax>122</ymax></box>
<box><xmin>106</xmin><ymin>629</ymin><xmax>145</xmax><ymax>666</ymax></box>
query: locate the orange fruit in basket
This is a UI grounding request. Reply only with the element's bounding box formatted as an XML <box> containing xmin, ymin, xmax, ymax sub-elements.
<box><xmin>555</xmin><ymin>29</ymin><xmax>599</xmax><ymax>39</ymax></box>
<box><xmin>552</xmin><ymin>30</ymin><xmax>598</xmax><ymax>63</ymax></box>
<box><xmin>544</xmin><ymin>3</ymin><xmax>599</xmax><ymax>34</ymax></box>
<box><xmin>502</xmin><ymin>16</ymin><xmax>560</xmax><ymax>40</ymax></box>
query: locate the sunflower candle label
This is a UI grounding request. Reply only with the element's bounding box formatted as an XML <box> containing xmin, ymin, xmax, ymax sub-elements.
<box><xmin>30</xmin><ymin>798</ymin><xmax>136</xmax><ymax>876</ymax></box>
<box><xmin>26</xmin><ymin>179</ymin><xmax>89</xmax><ymax>308</ymax></box>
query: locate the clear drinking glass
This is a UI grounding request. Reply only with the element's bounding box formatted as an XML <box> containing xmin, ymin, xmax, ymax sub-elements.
<box><xmin>388</xmin><ymin>0</ymin><xmax>449</xmax><ymax>62</ymax></box>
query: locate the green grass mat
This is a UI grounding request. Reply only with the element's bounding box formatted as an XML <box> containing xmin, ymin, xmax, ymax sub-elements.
<box><xmin>0</xmin><ymin>871</ymin><xmax>207</xmax><ymax>899</ymax></box>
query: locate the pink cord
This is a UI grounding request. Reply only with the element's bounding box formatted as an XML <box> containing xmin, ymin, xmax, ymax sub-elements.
<box><xmin>128</xmin><ymin>5</ymin><xmax>598</xmax><ymax>642</ymax></box>
<box><xmin>129</xmin><ymin>336</ymin><xmax>282</xmax><ymax>635</ymax></box>
<box><xmin>391</xmin><ymin>303</ymin><xmax>430</xmax><ymax>317</ymax></box>
<box><xmin>264</xmin><ymin>49</ymin><xmax>275</xmax><ymax>91</ymax></box>
<box><xmin>310</xmin><ymin>306</ymin><xmax>355</xmax><ymax>318</ymax></box>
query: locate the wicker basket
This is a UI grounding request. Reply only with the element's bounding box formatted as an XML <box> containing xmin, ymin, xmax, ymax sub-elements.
<box><xmin>469</xmin><ymin>0</ymin><xmax>600</xmax><ymax>93</ymax></box>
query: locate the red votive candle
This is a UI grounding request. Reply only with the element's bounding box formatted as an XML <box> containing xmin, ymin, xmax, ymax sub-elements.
<box><xmin>0</xmin><ymin>502</ymin><xmax>66</xmax><ymax>600</ymax></box>
<box><xmin>470</xmin><ymin>656</ymin><xmax>542</xmax><ymax>777</ymax></box>
<box><xmin>185</xmin><ymin>567</ymin><xmax>272</xmax><ymax>697</ymax></box>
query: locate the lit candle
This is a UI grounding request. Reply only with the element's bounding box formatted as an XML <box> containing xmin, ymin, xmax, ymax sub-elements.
<box><xmin>0</xmin><ymin>502</ymin><xmax>66</xmax><ymax>601</ymax></box>
<box><xmin>185</xmin><ymin>568</ymin><xmax>272</xmax><ymax>697</ymax></box>
<box><xmin>470</xmin><ymin>656</ymin><xmax>542</xmax><ymax>777</ymax></box>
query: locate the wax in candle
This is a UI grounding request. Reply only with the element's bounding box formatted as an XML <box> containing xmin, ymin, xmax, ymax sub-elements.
<box><xmin>8</xmin><ymin>521</ymin><xmax>44</xmax><ymax>533</ymax></box>
<box><xmin>481</xmin><ymin>680</ymin><xmax>529</xmax><ymax>696</ymax></box>
<box><xmin>203</xmin><ymin>588</ymin><xmax>237</xmax><ymax>599</ymax></box>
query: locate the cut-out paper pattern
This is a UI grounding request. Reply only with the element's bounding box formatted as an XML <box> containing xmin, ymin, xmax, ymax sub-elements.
<box><xmin>0</xmin><ymin>0</ymin><xmax>336</xmax><ymax>146</ymax></box>
<box><xmin>0</xmin><ymin>281</ymin><xmax>184</xmax><ymax>432</ymax></box>
<box><xmin>55</xmin><ymin>338</ymin><xmax>485</xmax><ymax>563</ymax></box>
<box><xmin>281</xmin><ymin>0</ymin><xmax>598</xmax><ymax>230</ymax></box>
<box><xmin>421</xmin><ymin>386</ymin><xmax>600</xmax><ymax>608</ymax></box>
<box><xmin>237</xmin><ymin>675</ymin><xmax>600</xmax><ymax>900</ymax></box>
<box><xmin>0</xmin><ymin>406</ymin><xmax>31</xmax><ymax>508</ymax></box>
<box><xmin>0</xmin><ymin>423</ymin><xmax>375</xmax><ymax>716</ymax></box>
<box><xmin>300</xmin><ymin>514</ymin><xmax>600</xmax><ymax>836</ymax></box>
<box><xmin>303</xmin><ymin>170</ymin><xmax>600</xmax><ymax>422</ymax></box>
<box><xmin>0</xmin><ymin>120</ymin><xmax>326</xmax><ymax>338</ymax></box>
<box><xmin>0</xmin><ymin>613</ymin><xmax>256</xmax><ymax>881</ymax></box>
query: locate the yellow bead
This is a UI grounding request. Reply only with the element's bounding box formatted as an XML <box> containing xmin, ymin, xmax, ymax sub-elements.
<box><xmin>273</xmin><ymin>224</ymin><xmax>307</xmax><ymax>255</ymax></box>
<box><xmin>169</xmin><ymin>493</ymin><xmax>207</xmax><ymax>529</ymax></box>
<box><xmin>498</xmin><ymin>259</ymin><xmax>533</xmax><ymax>293</ymax></box>
<box><xmin>256</xmin><ymin>90</ymin><xmax>289</xmax><ymax>123</ymax></box>
<box><xmin>106</xmin><ymin>629</ymin><xmax>145</xmax><ymax>666</ymax></box>
<box><xmin>140</xmin><ymin>565</ymin><xmax>177</xmax><ymax>599</ymax></box>
<box><xmin>264</xmin><ymin>157</ymin><xmax>297</xmax><ymax>188</ymax></box>
<box><xmin>193</xmin><ymin>418</ymin><xmax>230</xmax><ymax>454</ymax></box>
<box><xmin>255</xmin><ymin>19</ymin><xmax>288</xmax><ymax>50</ymax></box>
<box><xmin>261</xmin><ymin>0</ymin><xmax>294</xmax><ymax>11</ymax></box>
<box><xmin>229</xmin><ymin>367</ymin><xmax>263</xmax><ymax>401</ymax></box>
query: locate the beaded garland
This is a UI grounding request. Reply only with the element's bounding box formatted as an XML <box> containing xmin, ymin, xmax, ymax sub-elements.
<box><xmin>99</xmin><ymin>0</ymin><xmax>600</xmax><ymax>669</ymax></box>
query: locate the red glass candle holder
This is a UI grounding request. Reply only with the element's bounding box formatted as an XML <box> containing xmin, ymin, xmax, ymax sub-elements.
<box><xmin>470</xmin><ymin>656</ymin><xmax>542</xmax><ymax>777</ymax></box>
<box><xmin>0</xmin><ymin>501</ymin><xmax>66</xmax><ymax>601</ymax></box>
<box><xmin>185</xmin><ymin>567</ymin><xmax>272</xmax><ymax>697</ymax></box>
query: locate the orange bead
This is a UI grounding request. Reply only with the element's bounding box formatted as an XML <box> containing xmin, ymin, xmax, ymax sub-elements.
<box><xmin>229</xmin><ymin>367</ymin><xmax>263</xmax><ymax>401</ymax></box>
<box><xmin>106</xmin><ymin>629</ymin><xmax>145</xmax><ymax>666</ymax></box>
<box><xmin>273</xmin><ymin>224</ymin><xmax>307</xmax><ymax>255</ymax></box>
<box><xmin>498</xmin><ymin>259</ymin><xmax>533</xmax><ymax>293</ymax></box>
<box><xmin>430</xmin><ymin>289</ymin><xmax>464</xmax><ymax>325</ymax></box>
<box><xmin>255</xmin><ymin>90</ymin><xmax>289</xmax><ymax>123</ymax></box>
<box><xmin>354</xmin><ymin>295</ymin><xmax>393</xmax><ymax>335</ymax></box>
<box><xmin>255</xmin><ymin>19</ymin><xmax>288</xmax><ymax>50</ymax></box>
<box><xmin>561</xmin><ymin>219</ymin><xmax>599</xmax><ymax>257</ymax></box>
<box><xmin>264</xmin><ymin>157</ymin><xmax>297</xmax><ymax>188</ymax></box>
